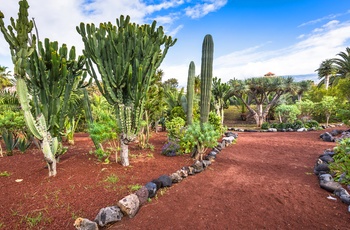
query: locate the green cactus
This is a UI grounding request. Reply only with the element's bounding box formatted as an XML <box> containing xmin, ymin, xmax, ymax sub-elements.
<box><xmin>0</xmin><ymin>1</ymin><xmax>87</xmax><ymax>176</ymax></box>
<box><xmin>187</xmin><ymin>61</ymin><xmax>195</xmax><ymax>125</ymax></box>
<box><xmin>77</xmin><ymin>15</ymin><xmax>176</xmax><ymax>166</ymax></box>
<box><xmin>200</xmin><ymin>34</ymin><xmax>214</xmax><ymax>126</ymax></box>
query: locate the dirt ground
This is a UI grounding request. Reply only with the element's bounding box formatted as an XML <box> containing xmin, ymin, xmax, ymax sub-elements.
<box><xmin>1</xmin><ymin>128</ymin><xmax>349</xmax><ymax>229</ymax></box>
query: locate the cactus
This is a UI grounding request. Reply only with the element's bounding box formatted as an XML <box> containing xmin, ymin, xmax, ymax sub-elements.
<box><xmin>200</xmin><ymin>34</ymin><xmax>214</xmax><ymax>125</ymax></box>
<box><xmin>0</xmin><ymin>1</ymin><xmax>87</xmax><ymax>176</ymax></box>
<box><xmin>187</xmin><ymin>61</ymin><xmax>195</xmax><ymax>125</ymax></box>
<box><xmin>17</xmin><ymin>78</ymin><xmax>57</xmax><ymax>176</ymax></box>
<box><xmin>77</xmin><ymin>15</ymin><xmax>177</xmax><ymax>166</ymax></box>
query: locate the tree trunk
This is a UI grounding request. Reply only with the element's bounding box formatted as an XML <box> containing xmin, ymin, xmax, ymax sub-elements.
<box><xmin>326</xmin><ymin>115</ymin><xmax>330</xmax><ymax>127</ymax></box>
<box><xmin>254</xmin><ymin>104</ymin><xmax>264</xmax><ymax>127</ymax></box>
<box><xmin>44</xmin><ymin>156</ymin><xmax>57</xmax><ymax>177</ymax></box>
<box><xmin>220</xmin><ymin>107</ymin><xmax>224</xmax><ymax>125</ymax></box>
<box><xmin>325</xmin><ymin>75</ymin><xmax>329</xmax><ymax>90</ymax></box>
<box><xmin>120</xmin><ymin>138</ymin><xmax>130</xmax><ymax>166</ymax></box>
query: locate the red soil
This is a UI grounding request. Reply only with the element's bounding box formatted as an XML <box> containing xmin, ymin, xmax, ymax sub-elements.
<box><xmin>1</xmin><ymin>129</ymin><xmax>349</xmax><ymax>229</ymax></box>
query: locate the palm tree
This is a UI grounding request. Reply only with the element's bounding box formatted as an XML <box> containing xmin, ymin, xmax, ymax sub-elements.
<box><xmin>332</xmin><ymin>47</ymin><xmax>350</xmax><ymax>85</ymax></box>
<box><xmin>296</xmin><ymin>80</ymin><xmax>313</xmax><ymax>101</ymax></box>
<box><xmin>315</xmin><ymin>59</ymin><xmax>336</xmax><ymax>90</ymax></box>
<box><xmin>0</xmin><ymin>66</ymin><xmax>13</xmax><ymax>89</ymax></box>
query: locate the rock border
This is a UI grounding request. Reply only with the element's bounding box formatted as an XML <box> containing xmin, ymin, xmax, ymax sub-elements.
<box><xmin>314</xmin><ymin>129</ymin><xmax>350</xmax><ymax>212</ymax></box>
<box><xmin>73</xmin><ymin>131</ymin><xmax>239</xmax><ymax>230</ymax></box>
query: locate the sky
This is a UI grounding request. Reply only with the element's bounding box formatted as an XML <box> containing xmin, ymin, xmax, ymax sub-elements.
<box><xmin>1</xmin><ymin>0</ymin><xmax>350</xmax><ymax>87</ymax></box>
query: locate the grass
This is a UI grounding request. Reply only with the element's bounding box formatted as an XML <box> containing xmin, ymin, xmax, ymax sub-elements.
<box><xmin>128</xmin><ymin>184</ymin><xmax>142</xmax><ymax>192</ymax></box>
<box><xmin>24</xmin><ymin>212</ymin><xmax>43</xmax><ymax>228</ymax></box>
<box><xmin>104</xmin><ymin>174</ymin><xmax>119</xmax><ymax>184</ymax></box>
<box><xmin>0</xmin><ymin>171</ymin><xmax>11</xmax><ymax>177</ymax></box>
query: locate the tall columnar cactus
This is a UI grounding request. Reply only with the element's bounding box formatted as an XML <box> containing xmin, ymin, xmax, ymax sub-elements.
<box><xmin>187</xmin><ymin>61</ymin><xmax>195</xmax><ymax>125</ymax></box>
<box><xmin>77</xmin><ymin>15</ymin><xmax>176</xmax><ymax>166</ymax></box>
<box><xmin>200</xmin><ymin>34</ymin><xmax>214</xmax><ymax>125</ymax></box>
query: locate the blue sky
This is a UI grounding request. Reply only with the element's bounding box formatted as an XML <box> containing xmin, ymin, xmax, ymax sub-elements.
<box><xmin>1</xmin><ymin>0</ymin><xmax>350</xmax><ymax>87</ymax></box>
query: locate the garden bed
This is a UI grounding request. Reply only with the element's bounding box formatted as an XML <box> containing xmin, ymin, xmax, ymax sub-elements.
<box><xmin>1</xmin><ymin>129</ymin><xmax>350</xmax><ymax>229</ymax></box>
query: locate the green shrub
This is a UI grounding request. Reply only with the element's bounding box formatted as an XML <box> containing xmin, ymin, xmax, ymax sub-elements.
<box><xmin>277</xmin><ymin>122</ymin><xmax>286</xmax><ymax>130</ymax></box>
<box><xmin>88</xmin><ymin>109</ymin><xmax>120</xmax><ymax>163</ymax></box>
<box><xmin>165</xmin><ymin>117</ymin><xmax>186</xmax><ymax>140</ymax></box>
<box><xmin>275</xmin><ymin>104</ymin><xmax>301</xmax><ymax>123</ymax></box>
<box><xmin>261</xmin><ymin>122</ymin><xmax>269</xmax><ymax>130</ymax></box>
<box><xmin>330</xmin><ymin>138</ymin><xmax>350</xmax><ymax>185</ymax></box>
<box><xmin>304</xmin><ymin>120</ymin><xmax>319</xmax><ymax>128</ymax></box>
<box><xmin>180</xmin><ymin>122</ymin><xmax>220</xmax><ymax>159</ymax></box>
<box><xmin>292</xmin><ymin>120</ymin><xmax>304</xmax><ymax>130</ymax></box>
<box><xmin>169</xmin><ymin>106</ymin><xmax>186</xmax><ymax>121</ymax></box>
<box><xmin>208</xmin><ymin>111</ymin><xmax>226</xmax><ymax>134</ymax></box>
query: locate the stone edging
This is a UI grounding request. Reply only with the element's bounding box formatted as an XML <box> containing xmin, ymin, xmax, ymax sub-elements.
<box><xmin>314</xmin><ymin>129</ymin><xmax>350</xmax><ymax>213</ymax></box>
<box><xmin>73</xmin><ymin>131</ymin><xmax>239</xmax><ymax>230</ymax></box>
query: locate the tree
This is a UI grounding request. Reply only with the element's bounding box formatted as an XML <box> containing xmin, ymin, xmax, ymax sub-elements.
<box><xmin>275</xmin><ymin>104</ymin><xmax>301</xmax><ymax>123</ymax></box>
<box><xmin>163</xmin><ymin>78</ymin><xmax>179</xmax><ymax>90</ymax></box>
<box><xmin>211</xmin><ymin>77</ymin><xmax>230</xmax><ymax>125</ymax></box>
<box><xmin>0</xmin><ymin>66</ymin><xmax>13</xmax><ymax>89</ymax></box>
<box><xmin>333</xmin><ymin>47</ymin><xmax>350</xmax><ymax>85</ymax></box>
<box><xmin>77</xmin><ymin>15</ymin><xmax>176</xmax><ymax>166</ymax></box>
<box><xmin>315</xmin><ymin>59</ymin><xmax>336</xmax><ymax>90</ymax></box>
<box><xmin>295</xmin><ymin>80</ymin><xmax>313</xmax><ymax>101</ymax></box>
<box><xmin>296</xmin><ymin>99</ymin><xmax>315</xmax><ymax>120</ymax></box>
<box><xmin>228</xmin><ymin>76</ymin><xmax>296</xmax><ymax>127</ymax></box>
<box><xmin>317</xmin><ymin>96</ymin><xmax>338</xmax><ymax>126</ymax></box>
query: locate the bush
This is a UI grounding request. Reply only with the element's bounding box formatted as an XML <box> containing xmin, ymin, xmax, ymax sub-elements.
<box><xmin>304</xmin><ymin>120</ymin><xmax>319</xmax><ymax>128</ymax></box>
<box><xmin>169</xmin><ymin>106</ymin><xmax>186</xmax><ymax>121</ymax></box>
<box><xmin>277</xmin><ymin>122</ymin><xmax>286</xmax><ymax>130</ymax></box>
<box><xmin>161</xmin><ymin>140</ymin><xmax>181</xmax><ymax>157</ymax></box>
<box><xmin>261</xmin><ymin>122</ymin><xmax>269</xmax><ymax>130</ymax></box>
<box><xmin>165</xmin><ymin>117</ymin><xmax>186</xmax><ymax>140</ymax></box>
<box><xmin>180</xmin><ymin>122</ymin><xmax>220</xmax><ymax>159</ymax></box>
<box><xmin>208</xmin><ymin>111</ymin><xmax>226</xmax><ymax>134</ymax></box>
<box><xmin>330</xmin><ymin>138</ymin><xmax>350</xmax><ymax>185</ymax></box>
<box><xmin>275</xmin><ymin>104</ymin><xmax>301</xmax><ymax>123</ymax></box>
<box><xmin>292</xmin><ymin>120</ymin><xmax>304</xmax><ymax>130</ymax></box>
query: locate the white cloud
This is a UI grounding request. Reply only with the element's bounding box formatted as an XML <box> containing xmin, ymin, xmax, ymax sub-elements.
<box><xmin>162</xmin><ymin>20</ymin><xmax>350</xmax><ymax>86</ymax></box>
<box><xmin>185</xmin><ymin>0</ymin><xmax>227</xmax><ymax>19</ymax></box>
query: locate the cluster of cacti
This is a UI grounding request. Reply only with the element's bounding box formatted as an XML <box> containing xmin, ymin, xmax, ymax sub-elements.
<box><xmin>77</xmin><ymin>15</ymin><xmax>176</xmax><ymax>166</ymax></box>
<box><xmin>200</xmin><ymin>34</ymin><xmax>214</xmax><ymax>126</ymax></box>
<box><xmin>0</xmin><ymin>0</ymin><xmax>87</xmax><ymax>176</ymax></box>
<box><xmin>186</xmin><ymin>61</ymin><xmax>195</xmax><ymax>125</ymax></box>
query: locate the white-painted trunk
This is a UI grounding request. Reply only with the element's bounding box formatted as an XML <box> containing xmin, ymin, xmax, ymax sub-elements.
<box><xmin>120</xmin><ymin>139</ymin><xmax>129</xmax><ymax>166</ymax></box>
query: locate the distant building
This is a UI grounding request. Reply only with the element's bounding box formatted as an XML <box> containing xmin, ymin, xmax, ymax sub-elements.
<box><xmin>264</xmin><ymin>72</ymin><xmax>275</xmax><ymax>77</ymax></box>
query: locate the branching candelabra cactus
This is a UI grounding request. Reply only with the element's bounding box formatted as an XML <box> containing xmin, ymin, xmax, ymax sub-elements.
<box><xmin>0</xmin><ymin>0</ymin><xmax>88</xmax><ymax>176</ymax></box>
<box><xmin>77</xmin><ymin>15</ymin><xmax>176</xmax><ymax>166</ymax></box>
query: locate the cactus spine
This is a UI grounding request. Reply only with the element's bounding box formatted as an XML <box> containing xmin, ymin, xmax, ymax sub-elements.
<box><xmin>187</xmin><ymin>61</ymin><xmax>195</xmax><ymax>125</ymax></box>
<box><xmin>200</xmin><ymin>34</ymin><xmax>214</xmax><ymax>125</ymax></box>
